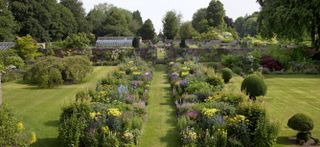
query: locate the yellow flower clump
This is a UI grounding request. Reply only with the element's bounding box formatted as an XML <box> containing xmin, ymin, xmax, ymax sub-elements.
<box><xmin>217</xmin><ymin>128</ymin><xmax>227</xmax><ymax>136</ymax></box>
<box><xmin>30</xmin><ymin>132</ymin><xmax>37</xmax><ymax>144</ymax></box>
<box><xmin>132</xmin><ymin>71</ymin><xmax>142</xmax><ymax>76</ymax></box>
<box><xmin>102</xmin><ymin>126</ymin><xmax>109</xmax><ymax>135</ymax></box>
<box><xmin>202</xmin><ymin>108</ymin><xmax>219</xmax><ymax>117</ymax></box>
<box><xmin>181</xmin><ymin>71</ymin><xmax>189</xmax><ymax>77</ymax></box>
<box><xmin>89</xmin><ymin>112</ymin><xmax>102</xmax><ymax>120</ymax></box>
<box><xmin>17</xmin><ymin>122</ymin><xmax>24</xmax><ymax>131</ymax></box>
<box><xmin>107</xmin><ymin>108</ymin><xmax>122</xmax><ymax>117</ymax></box>
<box><xmin>225</xmin><ymin>115</ymin><xmax>247</xmax><ymax>123</ymax></box>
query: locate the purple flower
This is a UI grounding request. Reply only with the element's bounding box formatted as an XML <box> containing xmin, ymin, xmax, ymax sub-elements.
<box><xmin>186</xmin><ymin>111</ymin><xmax>199</xmax><ymax>120</ymax></box>
<box><xmin>131</xmin><ymin>81</ymin><xmax>139</xmax><ymax>89</ymax></box>
<box><xmin>179</xmin><ymin>80</ymin><xmax>188</xmax><ymax>88</ymax></box>
<box><xmin>171</xmin><ymin>72</ymin><xmax>179</xmax><ymax>81</ymax></box>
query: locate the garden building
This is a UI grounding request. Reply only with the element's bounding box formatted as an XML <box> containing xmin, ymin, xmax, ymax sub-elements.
<box><xmin>96</xmin><ymin>37</ymin><xmax>134</xmax><ymax>48</ymax></box>
<box><xmin>0</xmin><ymin>42</ymin><xmax>15</xmax><ymax>51</ymax></box>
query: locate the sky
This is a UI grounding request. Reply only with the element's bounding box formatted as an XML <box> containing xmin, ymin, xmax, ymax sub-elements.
<box><xmin>82</xmin><ymin>0</ymin><xmax>260</xmax><ymax>33</ymax></box>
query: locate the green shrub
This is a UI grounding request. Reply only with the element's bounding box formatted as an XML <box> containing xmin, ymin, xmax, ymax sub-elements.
<box><xmin>238</xmin><ymin>103</ymin><xmax>266</xmax><ymax>135</ymax></box>
<box><xmin>252</xmin><ymin>117</ymin><xmax>279</xmax><ymax>147</ymax></box>
<box><xmin>241</xmin><ymin>74</ymin><xmax>267</xmax><ymax>100</ymax></box>
<box><xmin>186</xmin><ymin>82</ymin><xmax>214</xmax><ymax>101</ymax></box>
<box><xmin>0</xmin><ymin>105</ymin><xmax>30</xmax><ymax>146</ymax></box>
<box><xmin>63</xmin><ymin>56</ymin><xmax>93</xmax><ymax>83</ymax></box>
<box><xmin>58</xmin><ymin>103</ymin><xmax>91</xmax><ymax>147</ymax></box>
<box><xmin>221</xmin><ymin>68</ymin><xmax>233</xmax><ymax>83</ymax></box>
<box><xmin>217</xmin><ymin>93</ymin><xmax>246</xmax><ymax>106</ymax></box>
<box><xmin>206</xmin><ymin>76</ymin><xmax>224</xmax><ymax>89</ymax></box>
<box><xmin>288</xmin><ymin>113</ymin><xmax>314</xmax><ymax>132</ymax></box>
<box><xmin>23</xmin><ymin>56</ymin><xmax>92</xmax><ymax>88</ymax></box>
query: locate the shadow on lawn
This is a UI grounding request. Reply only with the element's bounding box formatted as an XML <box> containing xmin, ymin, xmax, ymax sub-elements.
<box><xmin>31</xmin><ymin>137</ymin><xmax>60</xmax><ymax>147</ymax></box>
<box><xmin>276</xmin><ymin>136</ymin><xmax>295</xmax><ymax>145</ymax></box>
<box><xmin>44</xmin><ymin>120</ymin><xmax>59</xmax><ymax>127</ymax></box>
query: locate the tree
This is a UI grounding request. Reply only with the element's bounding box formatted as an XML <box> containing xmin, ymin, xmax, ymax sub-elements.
<box><xmin>9</xmin><ymin>0</ymin><xmax>53</xmax><ymax>41</ymax></box>
<box><xmin>235</xmin><ymin>12</ymin><xmax>259</xmax><ymax>37</ymax></box>
<box><xmin>101</xmin><ymin>8</ymin><xmax>132</xmax><ymax>36</ymax></box>
<box><xmin>49</xmin><ymin>4</ymin><xmax>77</xmax><ymax>40</ymax></box>
<box><xmin>180</xmin><ymin>22</ymin><xmax>197</xmax><ymax>40</ymax></box>
<box><xmin>86</xmin><ymin>3</ymin><xmax>114</xmax><ymax>36</ymax></box>
<box><xmin>130</xmin><ymin>10</ymin><xmax>143</xmax><ymax>34</ymax></box>
<box><xmin>192</xmin><ymin>8</ymin><xmax>210</xmax><ymax>33</ymax></box>
<box><xmin>162</xmin><ymin>11</ymin><xmax>181</xmax><ymax>40</ymax></box>
<box><xmin>60</xmin><ymin>0</ymin><xmax>89</xmax><ymax>33</ymax></box>
<box><xmin>224</xmin><ymin>16</ymin><xmax>234</xmax><ymax>28</ymax></box>
<box><xmin>206</xmin><ymin>0</ymin><xmax>225</xmax><ymax>28</ymax></box>
<box><xmin>241</xmin><ymin>74</ymin><xmax>267</xmax><ymax>101</ymax></box>
<box><xmin>138</xmin><ymin>19</ymin><xmax>155</xmax><ymax>40</ymax></box>
<box><xmin>221</xmin><ymin>68</ymin><xmax>233</xmax><ymax>83</ymax></box>
<box><xmin>14</xmin><ymin>35</ymin><xmax>39</xmax><ymax>61</ymax></box>
<box><xmin>0</xmin><ymin>0</ymin><xmax>18</xmax><ymax>41</ymax></box>
<box><xmin>258</xmin><ymin>0</ymin><xmax>320</xmax><ymax>49</ymax></box>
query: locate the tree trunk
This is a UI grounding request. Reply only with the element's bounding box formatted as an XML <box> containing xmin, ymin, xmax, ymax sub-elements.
<box><xmin>249</xmin><ymin>95</ymin><xmax>256</xmax><ymax>101</ymax></box>
<box><xmin>0</xmin><ymin>73</ymin><xmax>2</xmax><ymax>106</ymax></box>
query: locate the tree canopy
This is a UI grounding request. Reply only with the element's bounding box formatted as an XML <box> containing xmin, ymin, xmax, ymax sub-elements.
<box><xmin>235</xmin><ymin>12</ymin><xmax>258</xmax><ymax>38</ymax></box>
<box><xmin>206</xmin><ymin>0</ymin><xmax>225</xmax><ymax>28</ymax></box>
<box><xmin>0</xmin><ymin>0</ymin><xmax>18</xmax><ymax>41</ymax></box>
<box><xmin>258</xmin><ymin>0</ymin><xmax>320</xmax><ymax>49</ymax></box>
<box><xmin>180</xmin><ymin>22</ymin><xmax>198</xmax><ymax>40</ymax></box>
<box><xmin>192</xmin><ymin>8</ymin><xmax>210</xmax><ymax>34</ymax></box>
<box><xmin>138</xmin><ymin>19</ymin><xmax>156</xmax><ymax>40</ymax></box>
<box><xmin>162</xmin><ymin>11</ymin><xmax>181</xmax><ymax>40</ymax></box>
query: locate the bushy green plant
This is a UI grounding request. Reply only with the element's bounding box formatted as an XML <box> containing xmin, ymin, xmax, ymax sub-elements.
<box><xmin>221</xmin><ymin>68</ymin><xmax>233</xmax><ymax>83</ymax></box>
<box><xmin>288</xmin><ymin>113</ymin><xmax>314</xmax><ymax>132</ymax></box>
<box><xmin>206</xmin><ymin>76</ymin><xmax>224</xmax><ymax>89</ymax></box>
<box><xmin>58</xmin><ymin>103</ymin><xmax>91</xmax><ymax>147</ymax></box>
<box><xmin>186</xmin><ymin>82</ymin><xmax>214</xmax><ymax>101</ymax></box>
<box><xmin>0</xmin><ymin>105</ymin><xmax>30</xmax><ymax>146</ymax></box>
<box><xmin>23</xmin><ymin>56</ymin><xmax>92</xmax><ymax>88</ymax></box>
<box><xmin>252</xmin><ymin>117</ymin><xmax>279</xmax><ymax>147</ymax></box>
<box><xmin>241</xmin><ymin>74</ymin><xmax>267</xmax><ymax>101</ymax></box>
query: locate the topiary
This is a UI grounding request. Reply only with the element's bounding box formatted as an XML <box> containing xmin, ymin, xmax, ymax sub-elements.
<box><xmin>288</xmin><ymin>113</ymin><xmax>314</xmax><ymax>132</ymax></box>
<box><xmin>241</xmin><ymin>74</ymin><xmax>267</xmax><ymax>101</ymax></box>
<box><xmin>221</xmin><ymin>68</ymin><xmax>233</xmax><ymax>83</ymax></box>
<box><xmin>288</xmin><ymin>113</ymin><xmax>314</xmax><ymax>142</ymax></box>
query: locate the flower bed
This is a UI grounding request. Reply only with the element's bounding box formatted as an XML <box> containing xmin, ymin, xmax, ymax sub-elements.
<box><xmin>168</xmin><ymin>59</ymin><xmax>279</xmax><ymax>147</ymax></box>
<box><xmin>58</xmin><ymin>57</ymin><xmax>153</xmax><ymax>147</ymax></box>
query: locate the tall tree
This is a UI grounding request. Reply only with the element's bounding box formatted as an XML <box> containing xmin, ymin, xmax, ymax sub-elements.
<box><xmin>0</xmin><ymin>0</ymin><xmax>18</xmax><ymax>41</ymax></box>
<box><xmin>235</xmin><ymin>12</ymin><xmax>258</xmax><ymax>37</ymax></box>
<box><xmin>49</xmin><ymin>4</ymin><xmax>77</xmax><ymax>40</ymax></box>
<box><xmin>130</xmin><ymin>10</ymin><xmax>143</xmax><ymax>34</ymax></box>
<box><xmin>258</xmin><ymin>0</ymin><xmax>320</xmax><ymax>49</ymax></box>
<box><xmin>180</xmin><ymin>22</ymin><xmax>197</xmax><ymax>40</ymax></box>
<box><xmin>162</xmin><ymin>11</ymin><xmax>181</xmax><ymax>40</ymax></box>
<box><xmin>206</xmin><ymin>0</ymin><xmax>225</xmax><ymax>28</ymax></box>
<box><xmin>192</xmin><ymin>8</ymin><xmax>210</xmax><ymax>33</ymax></box>
<box><xmin>101</xmin><ymin>8</ymin><xmax>132</xmax><ymax>36</ymax></box>
<box><xmin>60</xmin><ymin>0</ymin><xmax>89</xmax><ymax>33</ymax></box>
<box><xmin>224</xmin><ymin>16</ymin><xmax>234</xmax><ymax>28</ymax></box>
<box><xmin>87</xmin><ymin>3</ymin><xmax>114</xmax><ymax>36</ymax></box>
<box><xmin>9</xmin><ymin>0</ymin><xmax>52</xmax><ymax>41</ymax></box>
<box><xmin>138</xmin><ymin>19</ymin><xmax>155</xmax><ymax>40</ymax></box>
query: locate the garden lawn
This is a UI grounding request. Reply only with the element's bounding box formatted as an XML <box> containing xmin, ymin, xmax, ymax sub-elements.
<box><xmin>225</xmin><ymin>74</ymin><xmax>320</xmax><ymax>147</ymax></box>
<box><xmin>3</xmin><ymin>66</ymin><xmax>116</xmax><ymax>147</ymax></box>
<box><xmin>139</xmin><ymin>65</ymin><xmax>180</xmax><ymax>147</ymax></box>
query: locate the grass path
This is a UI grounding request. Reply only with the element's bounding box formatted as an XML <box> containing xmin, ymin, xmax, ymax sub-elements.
<box><xmin>140</xmin><ymin>65</ymin><xmax>180</xmax><ymax>147</ymax></box>
<box><xmin>3</xmin><ymin>66</ymin><xmax>116</xmax><ymax>147</ymax></box>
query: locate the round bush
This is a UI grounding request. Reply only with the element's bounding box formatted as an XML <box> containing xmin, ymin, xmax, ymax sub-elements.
<box><xmin>241</xmin><ymin>74</ymin><xmax>267</xmax><ymax>100</ymax></box>
<box><xmin>287</xmin><ymin>113</ymin><xmax>314</xmax><ymax>132</ymax></box>
<box><xmin>221</xmin><ymin>68</ymin><xmax>233</xmax><ymax>83</ymax></box>
<box><xmin>206</xmin><ymin>76</ymin><xmax>224</xmax><ymax>88</ymax></box>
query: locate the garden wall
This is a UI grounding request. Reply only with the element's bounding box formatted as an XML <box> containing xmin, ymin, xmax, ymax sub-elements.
<box><xmin>166</xmin><ymin>47</ymin><xmax>267</xmax><ymax>61</ymax></box>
